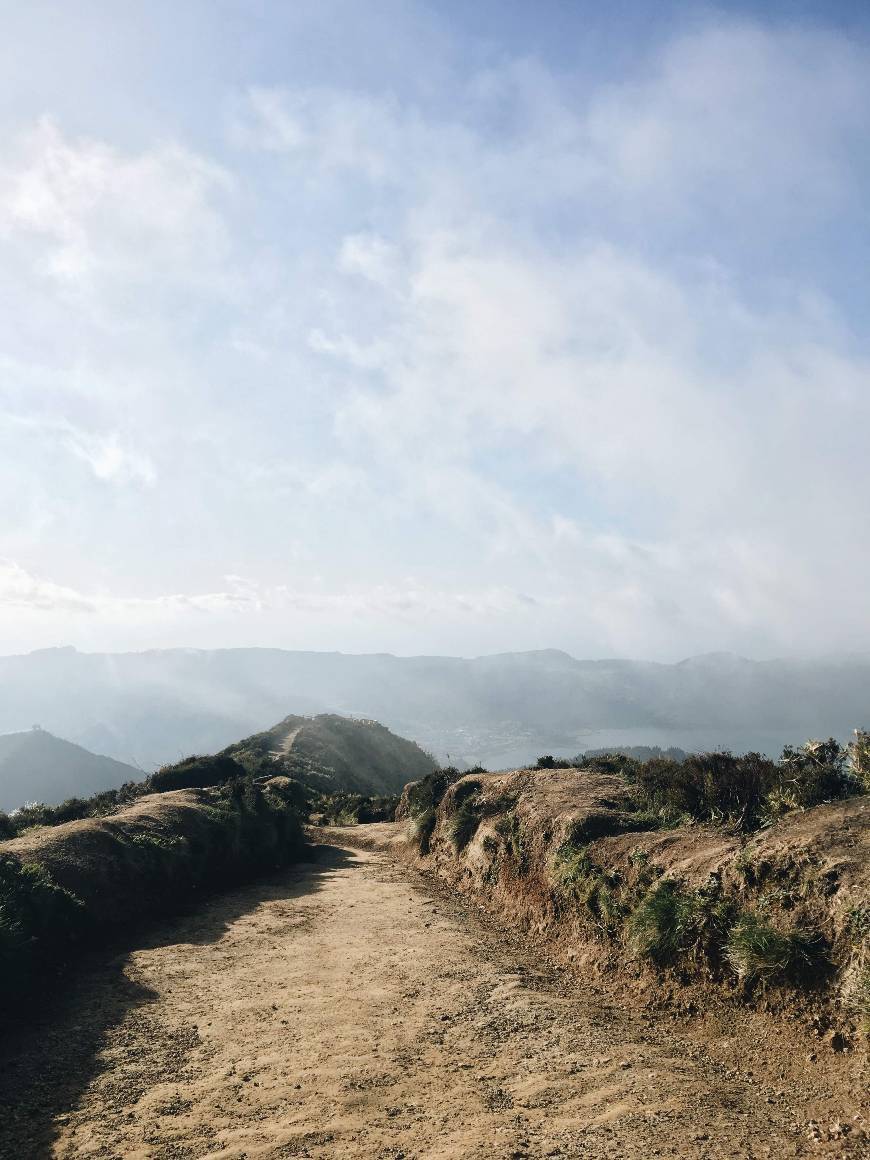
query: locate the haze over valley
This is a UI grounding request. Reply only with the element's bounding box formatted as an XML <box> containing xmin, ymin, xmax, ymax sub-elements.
<box><xmin>1</xmin><ymin>644</ymin><xmax>868</xmax><ymax>779</ymax></box>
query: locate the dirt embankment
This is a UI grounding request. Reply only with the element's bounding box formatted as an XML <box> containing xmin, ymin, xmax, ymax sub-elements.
<box><xmin>0</xmin><ymin>778</ymin><xmax>304</xmax><ymax>1014</ymax></box>
<box><xmin>336</xmin><ymin>769</ymin><xmax>869</xmax><ymax>1136</ymax></box>
<box><xmin>2</xmin><ymin>840</ymin><xmax>866</xmax><ymax>1158</ymax></box>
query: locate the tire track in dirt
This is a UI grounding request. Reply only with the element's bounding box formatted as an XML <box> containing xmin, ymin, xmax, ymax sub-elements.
<box><xmin>0</xmin><ymin>843</ymin><xmax>860</xmax><ymax>1158</ymax></box>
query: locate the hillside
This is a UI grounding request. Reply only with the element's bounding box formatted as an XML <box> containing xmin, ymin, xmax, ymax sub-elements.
<box><xmin>0</xmin><ymin>728</ymin><xmax>141</xmax><ymax>812</ymax></box>
<box><xmin>0</xmin><ymin>646</ymin><xmax>869</xmax><ymax>769</ymax></box>
<box><xmin>224</xmin><ymin>713</ymin><xmax>438</xmax><ymax>796</ymax></box>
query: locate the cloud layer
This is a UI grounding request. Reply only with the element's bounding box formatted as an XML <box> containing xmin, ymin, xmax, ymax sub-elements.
<box><xmin>0</xmin><ymin>8</ymin><xmax>868</xmax><ymax>658</ymax></box>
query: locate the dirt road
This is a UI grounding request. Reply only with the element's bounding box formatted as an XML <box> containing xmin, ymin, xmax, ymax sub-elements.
<box><xmin>0</xmin><ymin>842</ymin><xmax>860</xmax><ymax>1158</ymax></box>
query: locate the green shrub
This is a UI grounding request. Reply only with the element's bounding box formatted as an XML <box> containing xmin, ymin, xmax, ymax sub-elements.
<box><xmin>634</xmin><ymin>757</ymin><xmax>705</xmax><ymax>818</ymax></box>
<box><xmin>552</xmin><ymin>843</ymin><xmax>626</xmax><ymax>933</ymax></box>
<box><xmin>725</xmin><ymin>913</ymin><xmax>826</xmax><ymax>983</ymax></box>
<box><xmin>564</xmin><ymin>809</ymin><xmax>660</xmax><ymax>844</ymax></box>
<box><xmin>1</xmin><ymin>783</ymin><xmax>147</xmax><ymax>838</ymax></box>
<box><xmin>448</xmin><ymin>781</ymin><xmax>484</xmax><ymax>852</ymax></box>
<box><xmin>149</xmin><ymin>753</ymin><xmax>247</xmax><ymax>792</ymax></box>
<box><xmin>766</xmin><ymin>738</ymin><xmax>855</xmax><ymax>816</ymax></box>
<box><xmin>848</xmin><ymin>730</ymin><xmax>870</xmax><ymax>792</ymax></box>
<box><xmin>626</xmin><ymin>880</ymin><xmax>705</xmax><ymax>964</ymax></box>
<box><xmin>406</xmin><ymin>767</ymin><xmax>462</xmax><ymax>817</ymax></box>
<box><xmin>312</xmin><ymin>791</ymin><xmax>399</xmax><ymax>825</ymax></box>
<box><xmin>0</xmin><ymin>782</ymin><xmax>304</xmax><ymax>1016</ymax></box>
<box><xmin>655</xmin><ymin>751</ymin><xmax>771</xmax><ymax>826</ymax></box>
<box><xmin>703</xmin><ymin>752</ymin><xmax>776</xmax><ymax>829</ymax></box>
<box><xmin>580</xmin><ymin>753</ymin><xmax>641</xmax><ymax>778</ymax></box>
<box><xmin>535</xmin><ymin>755</ymin><xmax>576</xmax><ymax>769</ymax></box>
<box><xmin>405</xmin><ymin>767</ymin><xmax>465</xmax><ymax>853</ymax></box>
<box><xmin>494</xmin><ymin>813</ymin><xmax>528</xmax><ymax>874</ymax></box>
<box><xmin>0</xmin><ymin>857</ymin><xmax>86</xmax><ymax>986</ymax></box>
<box><xmin>408</xmin><ymin>808</ymin><xmax>437</xmax><ymax>854</ymax></box>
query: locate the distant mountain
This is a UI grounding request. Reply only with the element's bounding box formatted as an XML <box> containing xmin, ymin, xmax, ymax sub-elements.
<box><xmin>0</xmin><ymin>646</ymin><xmax>867</xmax><ymax>771</ymax></box>
<box><xmin>224</xmin><ymin>713</ymin><xmax>438</xmax><ymax>796</ymax></box>
<box><xmin>0</xmin><ymin>728</ymin><xmax>141</xmax><ymax>812</ymax></box>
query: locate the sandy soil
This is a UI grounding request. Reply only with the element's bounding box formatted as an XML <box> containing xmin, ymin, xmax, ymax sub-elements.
<box><xmin>0</xmin><ymin>841</ymin><xmax>864</xmax><ymax>1159</ymax></box>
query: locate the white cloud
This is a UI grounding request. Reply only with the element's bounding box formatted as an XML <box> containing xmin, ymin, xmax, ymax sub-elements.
<box><xmin>338</xmin><ymin>233</ymin><xmax>403</xmax><ymax>289</ymax></box>
<box><xmin>0</xmin><ymin>560</ymin><xmax>537</xmax><ymax>634</ymax></box>
<box><xmin>234</xmin><ymin>87</ymin><xmax>421</xmax><ymax>181</ymax></box>
<box><xmin>0</xmin><ymin>559</ymin><xmax>95</xmax><ymax>613</ymax></box>
<box><xmin>2</xmin><ymin>15</ymin><xmax>870</xmax><ymax>660</ymax></box>
<box><xmin>253</xmin><ymin>31</ymin><xmax>870</xmax><ymax>656</ymax></box>
<box><xmin>0</xmin><ymin>117</ymin><xmax>233</xmax><ymax>289</ymax></box>
<box><xmin>585</xmin><ymin>23</ymin><xmax>869</xmax><ymax>212</ymax></box>
<box><xmin>1</xmin><ymin>412</ymin><xmax>156</xmax><ymax>486</ymax></box>
<box><xmin>62</xmin><ymin>427</ymin><xmax>156</xmax><ymax>486</ymax></box>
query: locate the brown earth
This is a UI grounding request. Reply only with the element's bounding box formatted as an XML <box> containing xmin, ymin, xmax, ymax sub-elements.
<box><xmin>0</xmin><ymin>838</ymin><xmax>866</xmax><ymax>1159</ymax></box>
<box><xmin>400</xmin><ymin>769</ymin><xmax>869</xmax><ymax>1031</ymax></box>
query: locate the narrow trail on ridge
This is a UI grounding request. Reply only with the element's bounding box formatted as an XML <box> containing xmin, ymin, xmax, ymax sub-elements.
<box><xmin>0</xmin><ymin>842</ymin><xmax>856</xmax><ymax>1159</ymax></box>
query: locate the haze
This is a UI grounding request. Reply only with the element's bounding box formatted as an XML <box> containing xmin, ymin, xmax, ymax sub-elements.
<box><xmin>2</xmin><ymin>1</ymin><xmax>869</xmax><ymax>661</ymax></box>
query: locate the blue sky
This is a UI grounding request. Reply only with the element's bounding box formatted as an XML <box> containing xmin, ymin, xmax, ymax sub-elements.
<box><xmin>1</xmin><ymin>1</ymin><xmax>868</xmax><ymax>659</ymax></box>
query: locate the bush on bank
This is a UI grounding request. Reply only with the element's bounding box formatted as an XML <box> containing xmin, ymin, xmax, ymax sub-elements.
<box><xmin>0</xmin><ymin>778</ymin><xmax>304</xmax><ymax>1014</ymax></box>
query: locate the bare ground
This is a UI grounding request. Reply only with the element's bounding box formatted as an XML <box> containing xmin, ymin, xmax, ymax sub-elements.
<box><xmin>0</xmin><ymin>842</ymin><xmax>865</xmax><ymax>1159</ymax></box>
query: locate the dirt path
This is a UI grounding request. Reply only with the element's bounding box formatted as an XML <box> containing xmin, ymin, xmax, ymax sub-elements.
<box><xmin>270</xmin><ymin>725</ymin><xmax>302</xmax><ymax>759</ymax></box>
<box><xmin>0</xmin><ymin>843</ymin><xmax>860</xmax><ymax>1159</ymax></box>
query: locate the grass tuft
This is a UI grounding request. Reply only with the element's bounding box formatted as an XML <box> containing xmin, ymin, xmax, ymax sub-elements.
<box><xmin>494</xmin><ymin>813</ymin><xmax>528</xmax><ymax>874</ymax></box>
<box><xmin>626</xmin><ymin>879</ymin><xmax>704</xmax><ymax>964</ymax></box>
<box><xmin>445</xmin><ymin>780</ymin><xmax>484</xmax><ymax>853</ymax></box>
<box><xmin>552</xmin><ymin>842</ymin><xmax>628</xmax><ymax>934</ymax></box>
<box><xmin>407</xmin><ymin>808</ymin><xmax>437</xmax><ymax>854</ymax></box>
<box><xmin>725</xmin><ymin>913</ymin><xmax>826</xmax><ymax>984</ymax></box>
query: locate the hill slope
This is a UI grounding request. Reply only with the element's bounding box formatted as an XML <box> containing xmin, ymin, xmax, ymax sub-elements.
<box><xmin>224</xmin><ymin>713</ymin><xmax>438</xmax><ymax>796</ymax></box>
<box><xmin>0</xmin><ymin>729</ymin><xmax>141</xmax><ymax>812</ymax></box>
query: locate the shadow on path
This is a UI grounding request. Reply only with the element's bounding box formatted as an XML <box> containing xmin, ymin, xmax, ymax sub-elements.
<box><xmin>0</xmin><ymin>842</ymin><xmax>357</xmax><ymax>1160</ymax></box>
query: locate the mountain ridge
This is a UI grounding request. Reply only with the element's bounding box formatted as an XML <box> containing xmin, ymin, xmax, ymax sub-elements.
<box><xmin>0</xmin><ymin>729</ymin><xmax>141</xmax><ymax>812</ymax></box>
<box><xmin>0</xmin><ymin>645</ymin><xmax>867</xmax><ymax>772</ymax></box>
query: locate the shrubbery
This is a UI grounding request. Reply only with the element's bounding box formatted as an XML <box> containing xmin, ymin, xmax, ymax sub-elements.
<box><xmin>0</xmin><ymin>779</ymin><xmax>304</xmax><ymax>1015</ymax></box>
<box><xmin>531</xmin><ymin>735</ymin><xmax>867</xmax><ymax>833</ymax></box>
<box><xmin>849</xmin><ymin>729</ymin><xmax>870</xmax><ymax>790</ymax></box>
<box><xmin>725</xmin><ymin>913</ymin><xmax>827</xmax><ymax>984</ymax></box>
<box><xmin>447</xmin><ymin>779</ymin><xmax>484</xmax><ymax>851</ymax></box>
<box><xmin>311</xmin><ymin>791</ymin><xmax>399</xmax><ymax>825</ymax></box>
<box><xmin>149</xmin><ymin>753</ymin><xmax>247</xmax><ymax>792</ymax></box>
<box><xmin>621</xmin><ymin>737</ymin><xmax>864</xmax><ymax>832</ymax></box>
<box><xmin>0</xmin><ymin>782</ymin><xmax>145</xmax><ymax>840</ymax></box>
<box><xmin>0</xmin><ymin>857</ymin><xmax>85</xmax><ymax>989</ymax></box>
<box><xmin>404</xmin><ymin>766</ymin><xmax>464</xmax><ymax>853</ymax></box>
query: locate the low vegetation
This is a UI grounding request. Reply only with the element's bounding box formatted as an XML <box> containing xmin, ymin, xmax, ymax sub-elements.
<box><xmin>725</xmin><ymin>913</ymin><xmax>827</xmax><ymax>985</ymax></box>
<box><xmin>309</xmin><ymin>791</ymin><xmax>399</xmax><ymax>825</ymax></box>
<box><xmin>447</xmin><ymin>779</ymin><xmax>484</xmax><ymax>851</ymax></box>
<box><xmin>397</xmin><ymin>728</ymin><xmax>868</xmax><ymax>1033</ymax></box>
<box><xmin>224</xmin><ymin>714</ymin><xmax>437</xmax><ymax>796</ymax></box>
<box><xmin>400</xmin><ymin>767</ymin><xmax>465</xmax><ymax>854</ymax></box>
<box><xmin>0</xmin><ymin>712</ymin><xmax>437</xmax><ymax>839</ymax></box>
<box><xmin>532</xmin><ymin>731</ymin><xmax>869</xmax><ymax>833</ymax></box>
<box><xmin>0</xmin><ymin>776</ymin><xmax>304</xmax><ymax>1017</ymax></box>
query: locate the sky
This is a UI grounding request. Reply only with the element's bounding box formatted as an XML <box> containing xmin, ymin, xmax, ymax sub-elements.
<box><xmin>1</xmin><ymin>0</ymin><xmax>869</xmax><ymax>661</ymax></box>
